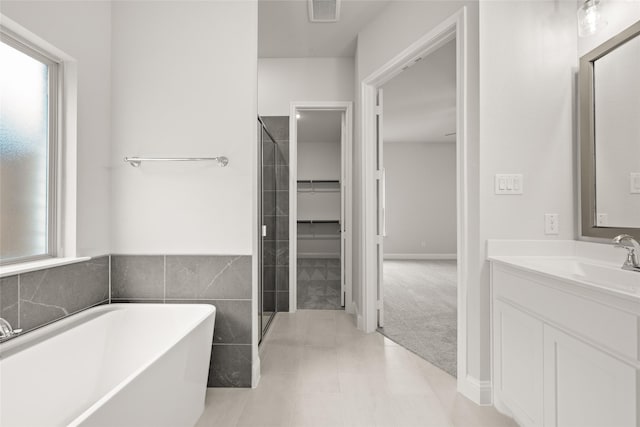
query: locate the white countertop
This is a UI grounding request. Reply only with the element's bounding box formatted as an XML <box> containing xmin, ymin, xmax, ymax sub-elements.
<box><xmin>487</xmin><ymin>240</ymin><xmax>640</xmax><ymax>301</ymax></box>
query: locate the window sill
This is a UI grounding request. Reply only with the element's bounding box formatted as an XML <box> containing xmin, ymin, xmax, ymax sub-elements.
<box><xmin>0</xmin><ymin>257</ymin><xmax>91</xmax><ymax>278</ymax></box>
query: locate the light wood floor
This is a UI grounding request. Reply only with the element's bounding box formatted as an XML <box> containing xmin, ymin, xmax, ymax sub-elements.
<box><xmin>196</xmin><ymin>310</ymin><xmax>515</xmax><ymax>427</ymax></box>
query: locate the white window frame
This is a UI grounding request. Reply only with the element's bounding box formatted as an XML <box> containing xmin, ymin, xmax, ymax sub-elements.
<box><xmin>0</xmin><ymin>26</ymin><xmax>62</xmax><ymax>267</ymax></box>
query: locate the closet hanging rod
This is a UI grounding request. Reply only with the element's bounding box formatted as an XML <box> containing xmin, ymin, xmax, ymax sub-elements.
<box><xmin>297</xmin><ymin>179</ymin><xmax>340</xmax><ymax>183</ymax></box>
<box><xmin>123</xmin><ymin>156</ymin><xmax>229</xmax><ymax>168</ymax></box>
<box><xmin>297</xmin><ymin>220</ymin><xmax>340</xmax><ymax>224</ymax></box>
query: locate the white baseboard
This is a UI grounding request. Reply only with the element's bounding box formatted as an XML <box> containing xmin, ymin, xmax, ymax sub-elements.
<box><xmin>458</xmin><ymin>375</ymin><xmax>492</xmax><ymax>406</ymax></box>
<box><xmin>352</xmin><ymin>302</ymin><xmax>364</xmax><ymax>330</ymax></box>
<box><xmin>384</xmin><ymin>253</ymin><xmax>457</xmax><ymax>260</ymax></box>
<box><xmin>251</xmin><ymin>355</ymin><xmax>261</xmax><ymax>389</ymax></box>
<box><xmin>346</xmin><ymin>300</ymin><xmax>356</xmax><ymax>315</ymax></box>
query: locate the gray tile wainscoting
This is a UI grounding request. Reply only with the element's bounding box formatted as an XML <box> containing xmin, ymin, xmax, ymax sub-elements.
<box><xmin>261</xmin><ymin>116</ymin><xmax>290</xmax><ymax>313</ymax></box>
<box><xmin>0</xmin><ymin>257</ymin><xmax>109</xmax><ymax>333</ymax></box>
<box><xmin>111</xmin><ymin>254</ymin><xmax>252</xmax><ymax>387</ymax></box>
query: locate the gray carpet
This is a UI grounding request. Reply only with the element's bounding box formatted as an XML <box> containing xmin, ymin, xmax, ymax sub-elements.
<box><xmin>297</xmin><ymin>258</ymin><xmax>343</xmax><ymax>310</ymax></box>
<box><xmin>378</xmin><ymin>260</ymin><xmax>457</xmax><ymax>377</ymax></box>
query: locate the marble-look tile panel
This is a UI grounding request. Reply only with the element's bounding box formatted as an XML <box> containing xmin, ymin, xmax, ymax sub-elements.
<box><xmin>276</xmin><ymin>216</ymin><xmax>289</xmax><ymax>240</ymax></box>
<box><xmin>277</xmin><ymin>291</ymin><xmax>289</xmax><ymax>312</ymax></box>
<box><xmin>263</xmin><ymin>166</ymin><xmax>276</xmax><ymax>191</ymax></box>
<box><xmin>263</xmin><ymin>266</ymin><xmax>276</xmax><ymax>292</ymax></box>
<box><xmin>262</xmin><ymin>140</ymin><xmax>276</xmax><ymax>166</ymax></box>
<box><xmin>20</xmin><ymin>257</ymin><xmax>109</xmax><ymax>331</ymax></box>
<box><xmin>261</xmin><ymin>116</ymin><xmax>289</xmax><ymax>141</ymax></box>
<box><xmin>263</xmin><ymin>243</ymin><xmax>276</xmax><ymax>268</ymax></box>
<box><xmin>263</xmin><ymin>190</ymin><xmax>276</xmax><ymax>216</ymax></box>
<box><xmin>276</xmin><ymin>266</ymin><xmax>289</xmax><ymax>291</ymax></box>
<box><xmin>263</xmin><ymin>291</ymin><xmax>276</xmax><ymax>313</ymax></box>
<box><xmin>276</xmin><ymin>191</ymin><xmax>289</xmax><ymax>216</ymax></box>
<box><xmin>111</xmin><ymin>299</ymin><xmax>164</xmax><ymax>304</ymax></box>
<box><xmin>165</xmin><ymin>255</ymin><xmax>251</xmax><ymax>300</ymax></box>
<box><xmin>263</xmin><ymin>216</ymin><xmax>276</xmax><ymax>241</ymax></box>
<box><xmin>166</xmin><ymin>299</ymin><xmax>251</xmax><ymax>345</ymax></box>
<box><xmin>111</xmin><ymin>255</ymin><xmax>164</xmax><ymax>300</ymax></box>
<box><xmin>0</xmin><ymin>276</ymin><xmax>19</xmax><ymax>327</ymax></box>
<box><xmin>276</xmin><ymin>165</ymin><xmax>289</xmax><ymax>191</ymax></box>
<box><xmin>209</xmin><ymin>344</ymin><xmax>252</xmax><ymax>387</ymax></box>
<box><xmin>276</xmin><ymin>241</ymin><xmax>289</xmax><ymax>266</ymax></box>
<box><xmin>276</xmin><ymin>141</ymin><xmax>289</xmax><ymax>166</ymax></box>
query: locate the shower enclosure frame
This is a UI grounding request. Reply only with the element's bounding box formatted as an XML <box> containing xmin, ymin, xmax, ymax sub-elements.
<box><xmin>257</xmin><ymin>117</ymin><xmax>278</xmax><ymax>341</ymax></box>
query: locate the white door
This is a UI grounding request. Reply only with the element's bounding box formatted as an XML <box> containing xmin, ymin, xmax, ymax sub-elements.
<box><xmin>376</xmin><ymin>89</ymin><xmax>385</xmax><ymax>327</ymax></box>
<box><xmin>340</xmin><ymin>112</ymin><xmax>346</xmax><ymax>307</ymax></box>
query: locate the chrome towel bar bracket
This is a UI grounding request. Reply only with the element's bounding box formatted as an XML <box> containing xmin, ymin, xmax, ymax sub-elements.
<box><xmin>123</xmin><ymin>156</ymin><xmax>229</xmax><ymax>168</ymax></box>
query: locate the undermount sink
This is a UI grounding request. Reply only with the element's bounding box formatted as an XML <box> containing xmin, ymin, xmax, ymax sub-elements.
<box><xmin>491</xmin><ymin>256</ymin><xmax>640</xmax><ymax>297</ymax></box>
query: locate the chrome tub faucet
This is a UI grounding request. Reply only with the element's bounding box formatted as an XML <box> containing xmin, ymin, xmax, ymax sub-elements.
<box><xmin>0</xmin><ymin>317</ymin><xmax>22</xmax><ymax>342</ymax></box>
<box><xmin>613</xmin><ymin>234</ymin><xmax>640</xmax><ymax>273</ymax></box>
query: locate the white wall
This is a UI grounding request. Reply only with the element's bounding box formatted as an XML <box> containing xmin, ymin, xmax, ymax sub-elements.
<box><xmin>298</xmin><ymin>142</ymin><xmax>341</xmax><ymax>180</ymax></box>
<box><xmin>383</xmin><ymin>142</ymin><xmax>456</xmax><ymax>256</ymax></box>
<box><xmin>1</xmin><ymin>1</ymin><xmax>112</xmax><ymax>257</ymax></box>
<box><xmin>110</xmin><ymin>1</ymin><xmax>257</xmax><ymax>255</ymax></box>
<box><xmin>479</xmin><ymin>0</ymin><xmax>578</xmax><ymax>383</ymax></box>
<box><xmin>258</xmin><ymin>57</ymin><xmax>354</xmax><ymax>116</ymax></box>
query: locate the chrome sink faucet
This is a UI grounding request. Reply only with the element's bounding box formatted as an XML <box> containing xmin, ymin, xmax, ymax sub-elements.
<box><xmin>612</xmin><ymin>234</ymin><xmax>640</xmax><ymax>272</ymax></box>
<box><xmin>0</xmin><ymin>317</ymin><xmax>22</xmax><ymax>342</ymax></box>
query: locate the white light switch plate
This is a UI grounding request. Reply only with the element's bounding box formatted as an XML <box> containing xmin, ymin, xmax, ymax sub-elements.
<box><xmin>545</xmin><ymin>213</ymin><xmax>559</xmax><ymax>235</ymax></box>
<box><xmin>495</xmin><ymin>174</ymin><xmax>523</xmax><ymax>195</ymax></box>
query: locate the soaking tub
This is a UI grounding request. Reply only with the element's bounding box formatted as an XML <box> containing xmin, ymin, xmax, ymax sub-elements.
<box><xmin>0</xmin><ymin>303</ymin><xmax>216</xmax><ymax>427</ymax></box>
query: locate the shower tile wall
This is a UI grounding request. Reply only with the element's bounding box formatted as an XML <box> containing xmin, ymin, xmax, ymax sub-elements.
<box><xmin>0</xmin><ymin>257</ymin><xmax>109</xmax><ymax>333</ymax></box>
<box><xmin>261</xmin><ymin>116</ymin><xmax>290</xmax><ymax>312</ymax></box>
<box><xmin>111</xmin><ymin>255</ymin><xmax>252</xmax><ymax>387</ymax></box>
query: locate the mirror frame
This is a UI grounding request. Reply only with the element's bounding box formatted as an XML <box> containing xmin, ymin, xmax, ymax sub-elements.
<box><xmin>579</xmin><ymin>20</ymin><xmax>640</xmax><ymax>241</ymax></box>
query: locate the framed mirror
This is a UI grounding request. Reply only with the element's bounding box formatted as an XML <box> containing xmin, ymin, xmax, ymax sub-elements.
<box><xmin>580</xmin><ymin>20</ymin><xmax>640</xmax><ymax>240</ymax></box>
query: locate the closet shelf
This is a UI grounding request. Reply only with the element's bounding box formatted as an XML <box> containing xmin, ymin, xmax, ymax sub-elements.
<box><xmin>297</xmin><ymin>180</ymin><xmax>341</xmax><ymax>193</ymax></box>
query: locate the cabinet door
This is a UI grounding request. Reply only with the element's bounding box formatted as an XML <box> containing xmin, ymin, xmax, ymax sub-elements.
<box><xmin>494</xmin><ymin>301</ymin><xmax>544</xmax><ymax>426</ymax></box>
<box><xmin>543</xmin><ymin>325</ymin><xmax>637</xmax><ymax>427</ymax></box>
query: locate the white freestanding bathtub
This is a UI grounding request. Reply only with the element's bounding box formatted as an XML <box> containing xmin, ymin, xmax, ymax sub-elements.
<box><xmin>0</xmin><ymin>303</ymin><xmax>216</xmax><ymax>427</ymax></box>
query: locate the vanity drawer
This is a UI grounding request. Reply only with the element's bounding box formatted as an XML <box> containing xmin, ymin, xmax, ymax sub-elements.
<box><xmin>492</xmin><ymin>264</ymin><xmax>639</xmax><ymax>362</ymax></box>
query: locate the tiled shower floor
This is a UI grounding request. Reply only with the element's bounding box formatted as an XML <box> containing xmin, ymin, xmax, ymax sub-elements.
<box><xmin>296</xmin><ymin>258</ymin><xmax>343</xmax><ymax>310</ymax></box>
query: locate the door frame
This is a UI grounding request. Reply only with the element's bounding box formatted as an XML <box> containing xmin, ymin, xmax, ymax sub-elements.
<box><xmin>360</xmin><ymin>8</ymin><xmax>469</xmax><ymax>385</ymax></box>
<box><xmin>289</xmin><ymin>101</ymin><xmax>354</xmax><ymax>313</ymax></box>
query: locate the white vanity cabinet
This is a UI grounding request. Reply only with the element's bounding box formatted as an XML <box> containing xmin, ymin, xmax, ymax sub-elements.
<box><xmin>491</xmin><ymin>262</ymin><xmax>639</xmax><ymax>427</ymax></box>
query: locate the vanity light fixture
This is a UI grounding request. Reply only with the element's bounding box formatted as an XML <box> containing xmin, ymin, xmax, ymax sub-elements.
<box><xmin>577</xmin><ymin>0</ymin><xmax>605</xmax><ymax>37</ymax></box>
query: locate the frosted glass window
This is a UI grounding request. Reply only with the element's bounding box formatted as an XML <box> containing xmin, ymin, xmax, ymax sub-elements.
<box><xmin>0</xmin><ymin>36</ymin><xmax>57</xmax><ymax>264</ymax></box>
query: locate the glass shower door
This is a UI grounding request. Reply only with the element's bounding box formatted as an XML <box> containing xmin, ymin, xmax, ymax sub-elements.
<box><xmin>259</xmin><ymin>118</ymin><xmax>277</xmax><ymax>340</ymax></box>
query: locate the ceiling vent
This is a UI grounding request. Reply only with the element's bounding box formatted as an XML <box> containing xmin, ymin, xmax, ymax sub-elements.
<box><xmin>308</xmin><ymin>0</ymin><xmax>341</xmax><ymax>23</ymax></box>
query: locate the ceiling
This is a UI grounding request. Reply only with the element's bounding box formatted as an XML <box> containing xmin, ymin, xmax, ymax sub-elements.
<box><xmin>297</xmin><ymin>110</ymin><xmax>342</xmax><ymax>143</ymax></box>
<box><xmin>258</xmin><ymin>0</ymin><xmax>391</xmax><ymax>58</ymax></box>
<box><xmin>382</xmin><ymin>39</ymin><xmax>457</xmax><ymax>144</ymax></box>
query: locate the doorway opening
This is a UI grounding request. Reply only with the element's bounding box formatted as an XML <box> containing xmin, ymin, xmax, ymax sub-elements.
<box><xmin>289</xmin><ymin>103</ymin><xmax>353</xmax><ymax>313</ymax></box>
<box><xmin>376</xmin><ymin>38</ymin><xmax>458</xmax><ymax>376</ymax></box>
<box><xmin>360</xmin><ymin>9</ymin><xmax>469</xmax><ymax>387</ymax></box>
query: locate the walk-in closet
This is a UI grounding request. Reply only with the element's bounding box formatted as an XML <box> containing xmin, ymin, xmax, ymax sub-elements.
<box><xmin>295</xmin><ymin>111</ymin><xmax>344</xmax><ymax>310</ymax></box>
